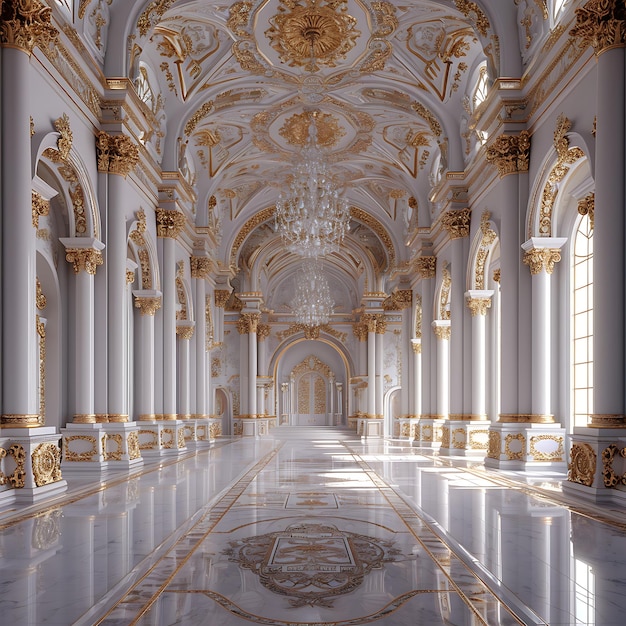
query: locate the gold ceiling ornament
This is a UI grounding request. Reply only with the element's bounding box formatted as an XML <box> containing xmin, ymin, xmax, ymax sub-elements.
<box><xmin>265</xmin><ymin>0</ymin><xmax>360</xmax><ymax>72</ymax></box>
<box><xmin>0</xmin><ymin>0</ymin><xmax>58</xmax><ymax>54</ymax></box>
<box><xmin>184</xmin><ymin>101</ymin><xmax>214</xmax><ymax>136</ymax></box>
<box><xmin>411</xmin><ymin>101</ymin><xmax>442</xmax><ymax>137</ymax></box>
<box><xmin>227</xmin><ymin>1</ymin><xmax>254</xmax><ymax>38</ymax></box>
<box><xmin>485</xmin><ymin>131</ymin><xmax>531</xmax><ymax>177</ymax></box>
<box><xmin>279</xmin><ymin>110</ymin><xmax>345</xmax><ymax>148</ymax></box>
<box><xmin>570</xmin><ymin>0</ymin><xmax>626</xmax><ymax>55</ymax></box>
<box><xmin>137</xmin><ymin>0</ymin><xmax>176</xmax><ymax>38</ymax></box>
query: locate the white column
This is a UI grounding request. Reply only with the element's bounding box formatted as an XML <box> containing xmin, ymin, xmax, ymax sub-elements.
<box><xmin>415</xmin><ymin>258</ymin><xmax>436</xmax><ymax>417</ymax></box>
<box><xmin>367</xmin><ymin>319</ymin><xmax>376</xmax><ymax>417</ymax></box>
<box><xmin>133</xmin><ymin>292</ymin><xmax>161</xmax><ymax>420</ymax></box>
<box><xmin>375</xmin><ymin>323</ymin><xmax>385</xmax><ymax>418</ymax></box>
<box><xmin>1</xmin><ymin>46</ymin><xmax>40</xmax><ymax>425</ymax></box>
<box><xmin>432</xmin><ymin>320</ymin><xmax>451</xmax><ymax>419</ymax></box>
<box><xmin>465</xmin><ymin>290</ymin><xmax>494</xmax><ymax>418</ymax></box>
<box><xmin>249</xmin><ymin>328</ymin><xmax>258</xmax><ymax>417</ymax></box>
<box><xmin>522</xmin><ymin>238</ymin><xmax>567</xmax><ymax>418</ymax></box>
<box><xmin>411</xmin><ymin>340</ymin><xmax>422</xmax><ymax>417</ymax></box>
<box><xmin>61</xmin><ymin>239</ymin><xmax>105</xmax><ymax>423</ymax></box>
<box><xmin>191</xmin><ymin>258</ymin><xmax>209</xmax><ymax>418</ymax></box>
<box><xmin>177</xmin><ymin>323</ymin><xmax>194</xmax><ymax>419</ymax></box>
<box><xmin>336</xmin><ymin>382</ymin><xmax>343</xmax><ymax>423</ymax></box>
<box><xmin>328</xmin><ymin>375</ymin><xmax>335</xmax><ymax>424</ymax></box>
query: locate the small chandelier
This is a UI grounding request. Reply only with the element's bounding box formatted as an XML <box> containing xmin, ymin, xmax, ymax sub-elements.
<box><xmin>291</xmin><ymin>260</ymin><xmax>334</xmax><ymax>327</ymax></box>
<box><xmin>275</xmin><ymin>115</ymin><xmax>350</xmax><ymax>258</ymax></box>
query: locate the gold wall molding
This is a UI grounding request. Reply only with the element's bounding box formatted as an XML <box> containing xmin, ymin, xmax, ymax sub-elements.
<box><xmin>505</xmin><ymin>433</ymin><xmax>526</xmax><ymax>460</ymax></box>
<box><xmin>474</xmin><ymin>210</ymin><xmax>497</xmax><ymax>289</ymax></box>
<box><xmin>570</xmin><ymin>0</ymin><xmax>626</xmax><ymax>55</ymax></box>
<box><xmin>485</xmin><ymin>131</ymin><xmax>531</xmax><ymax>177</ymax></box>
<box><xmin>53</xmin><ymin>113</ymin><xmax>73</xmax><ymax>162</ymax></box>
<box><xmin>64</xmin><ymin>248</ymin><xmax>104</xmax><ymax>275</ymax></box>
<box><xmin>156</xmin><ymin>208</ymin><xmax>186</xmax><ymax>238</ymax></box>
<box><xmin>96</xmin><ymin>132</ymin><xmax>140</xmax><ymax>177</ymax></box>
<box><xmin>523</xmin><ymin>248</ymin><xmax>562</xmax><ymax>275</ymax></box>
<box><xmin>36</xmin><ymin>277</ymin><xmax>47</xmax><ymax>310</ymax></box>
<box><xmin>577</xmin><ymin>192</ymin><xmax>595</xmax><ymax>230</ymax></box>
<box><xmin>530</xmin><ymin>435</ymin><xmax>564</xmax><ymax>462</ymax></box>
<box><xmin>103</xmin><ymin>433</ymin><xmax>123</xmax><ymax>461</ymax></box>
<box><xmin>441</xmin><ymin>208</ymin><xmax>471</xmax><ymax>239</ymax></box>
<box><xmin>0</xmin><ymin>0</ymin><xmax>58</xmax><ymax>54</ymax></box>
<box><xmin>128</xmin><ymin>432</ymin><xmax>141</xmax><ymax>460</ymax></box>
<box><xmin>32</xmin><ymin>442</ymin><xmax>62</xmax><ymax>487</ymax></box>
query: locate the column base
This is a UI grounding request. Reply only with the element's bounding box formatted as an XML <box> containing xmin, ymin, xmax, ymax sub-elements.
<box><xmin>61</xmin><ymin>423</ymin><xmax>107</xmax><ymax>472</ymax></box>
<box><xmin>0</xmin><ymin>427</ymin><xmax>67</xmax><ymax>505</ymax></box>
<box><xmin>484</xmin><ymin>421</ymin><xmax>566</xmax><ymax>470</ymax></box>
<box><xmin>240</xmin><ymin>416</ymin><xmax>270</xmax><ymax>437</ymax></box>
<box><xmin>438</xmin><ymin>418</ymin><xmax>490</xmax><ymax>456</ymax></box>
<box><xmin>396</xmin><ymin>417</ymin><xmax>419</xmax><ymax>441</ymax></box>
<box><xmin>357</xmin><ymin>418</ymin><xmax>384</xmax><ymax>438</ymax></box>
<box><xmin>413</xmin><ymin>417</ymin><xmax>445</xmax><ymax>448</ymax></box>
<box><xmin>563</xmin><ymin>427</ymin><xmax>626</xmax><ymax>504</ymax></box>
<box><xmin>136</xmin><ymin>420</ymin><xmax>187</xmax><ymax>456</ymax></box>
<box><xmin>101</xmin><ymin>422</ymin><xmax>144</xmax><ymax>469</ymax></box>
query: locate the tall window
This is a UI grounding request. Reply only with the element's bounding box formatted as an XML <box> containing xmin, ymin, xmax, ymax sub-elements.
<box><xmin>572</xmin><ymin>213</ymin><xmax>593</xmax><ymax>427</ymax></box>
<box><xmin>473</xmin><ymin>66</ymin><xmax>489</xmax><ymax>110</ymax></box>
<box><xmin>553</xmin><ymin>0</ymin><xmax>567</xmax><ymax>20</ymax></box>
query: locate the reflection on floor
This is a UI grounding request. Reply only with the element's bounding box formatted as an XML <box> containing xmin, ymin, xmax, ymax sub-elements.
<box><xmin>1</xmin><ymin>426</ymin><xmax>625</xmax><ymax>625</ymax></box>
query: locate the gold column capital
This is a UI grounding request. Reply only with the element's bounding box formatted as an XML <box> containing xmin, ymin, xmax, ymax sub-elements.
<box><xmin>65</xmin><ymin>248</ymin><xmax>104</xmax><ymax>275</ymax></box>
<box><xmin>441</xmin><ymin>208</ymin><xmax>471</xmax><ymax>239</ymax></box>
<box><xmin>214</xmin><ymin>289</ymin><xmax>230</xmax><ymax>308</ymax></box>
<box><xmin>570</xmin><ymin>0</ymin><xmax>626</xmax><ymax>55</ymax></box>
<box><xmin>257</xmin><ymin>323</ymin><xmax>271</xmax><ymax>341</ymax></box>
<box><xmin>176</xmin><ymin>324</ymin><xmax>195</xmax><ymax>340</ymax></box>
<box><xmin>190</xmin><ymin>256</ymin><xmax>213</xmax><ymax>279</ymax></box>
<box><xmin>414</xmin><ymin>256</ymin><xmax>436</xmax><ymax>278</ymax></box>
<box><xmin>156</xmin><ymin>208</ymin><xmax>186</xmax><ymax>238</ymax></box>
<box><xmin>522</xmin><ymin>248</ymin><xmax>562</xmax><ymax>275</ymax></box>
<box><xmin>237</xmin><ymin>312</ymin><xmax>261</xmax><ymax>334</ymax></box>
<box><xmin>466</xmin><ymin>296</ymin><xmax>492</xmax><ymax>316</ymax></box>
<box><xmin>352</xmin><ymin>321</ymin><xmax>368</xmax><ymax>341</ymax></box>
<box><xmin>383</xmin><ymin>289</ymin><xmax>412</xmax><ymax>311</ymax></box>
<box><xmin>485</xmin><ymin>131</ymin><xmax>531</xmax><ymax>177</ymax></box>
<box><xmin>0</xmin><ymin>0</ymin><xmax>58</xmax><ymax>54</ymax></box>
<box><xmin>96</xmin><ymin>131</ymin><xmax>139</xmax><ymax>177</ymax></box>
<box><xmin>134</xmin><ymin>295</ymin><xmax>162</xmax><ymax>316</ymax></box>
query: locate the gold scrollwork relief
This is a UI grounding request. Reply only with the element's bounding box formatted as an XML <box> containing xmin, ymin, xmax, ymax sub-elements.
<box><xmin>469</xmin><ymin>430</ymin><xmax>489</xmax><ymax>450</ymax></box>
<box><xmin>177</xmin><ymin>428</ymin><xmax>186</xmax><ymax>449</ymax></box>
<box><xmin>156</xmin><ymin>208</ymin><xmax>186</xmax><ymax>238</ymax></box>
<box><xmin>0</xmin><ymin>444</ymin><xmax>26</xmax><ymax>488</ymax></box>
<box><xmin>210</xmin><ymin>423</ymin><xmax>222</xmax><ymax>439</ymax></box>
<box><xmin>128</xmin><ymin>431</ymin><xmax>141</xmax><ymax>460</ymax></box>
<box><xmin>568</xmin><ymin>442</ymin><xmax>597</xmax><ymax>486</ymax></box>
<box><xmin>414</xmin><ymin>256</ymin><xmax>436</xmax><ymax>279</ymax></box>
<box><xmin>486</xmin><ymin>131</ymin><xmax>531</xmax><ymax>177</ymax></box>
<box><xmin>137</xmin><ymin>429</ymin><xmax>158</xmax><ymax>450</ymax></box>
<box><xmin>96</xmin><ymin>131</ymin><xmax>139</xmax><ymax>177</ymax></box>
<box><xmin>63</xmin><ymin>435</ymin><xmax>97</xmax><ymax>462</ymax></box>
<box><xmin>487</xmin><ymin>431</ymin><xmax>501</xmax><ymax>459</ymax></box>
<box><xmin>32</xmin><ymin>442</ymin><xmax>62</xmax><ymax>486</ymax></box>
<box><xmin>65</xmin><ymin>248</ymin><xmax>104</xmax><ymax>275</ymax></box>
<box><xmin>452</xmin><ymin>428</ymin><xmax>467</xmax><ymax>449</ymax></box>
<box><xmin>103</xmin><ymin>433</ymin><xmax>123</xmax><ymax>461</ymax></box>
<box><xmin>32</xmin><ymin>191</ymin><xmax>50</xmax><ymax>229</ymax></box>
<box><xmin>601</xmin><ymin>443</ymin><xmax>626</xmax><ymax>488</ymax></box>
<box><xmin>0</xmin><ymin>0</ymin><xmax>58</xmax><ymax>54</ymax></box>
<box><xmin>529</xmin><ymin>435</ymin><xmax>564</xmax><ymax>462</ymax></box>
<box><xmin>441</xmin><ymin>208</ymin><xmax>471</xmax><ymax>239</ymax></box>
<box><xmin>578</xmin><ymin>193</ymin><xmax>595</xmax><ymax>231</ymax></box>
<box><xmin>441</xmin><ymin>426</ymin><xmax>450</xmax><ymax>448</ymax></box>
<box><xmin>570</xmin><ymin>0</ymin><xmax>626</xmax><ymax>55</ymax></box>
<box><xmin>523</xmin><ymin>248</ymin><xmax>562</xmax><ymax>275</ymax></box>
<box><xmin>505</xmin><ymin>433</ymin><xmax>526</xmax><ymax>461</ymax></box>
<box><xmin>161</xmin><ymin>428</ymin><xmax>175</xmax><ymax>449</ymax></box>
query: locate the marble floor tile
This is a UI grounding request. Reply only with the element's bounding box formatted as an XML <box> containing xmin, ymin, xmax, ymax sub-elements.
<box><xmin>1</xmin><ymin>426</ymin><xmax>626</xmax><ymax>624</ymax></box>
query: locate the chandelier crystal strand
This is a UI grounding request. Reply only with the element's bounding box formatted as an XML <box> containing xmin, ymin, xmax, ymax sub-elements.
<box><xmin>276</xmin><ymin>115</ymin><xmax>350</xmax><ymax>257</ymax></box>
<box><xmin>291</xmin><ymin>259</ymin><xmax>334</xmax><ymax>327</ymax></box>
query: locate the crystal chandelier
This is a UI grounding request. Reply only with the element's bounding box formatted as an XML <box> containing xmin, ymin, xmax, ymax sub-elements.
<box><xmin>291</xmin><ymin>260</ymin><xmax>334</xmax><ymax>327</ymax></box>
<box><xmin>275</xmin><ymin>115</ymin><xmax>350</xmax><ymax>258</ymax></box>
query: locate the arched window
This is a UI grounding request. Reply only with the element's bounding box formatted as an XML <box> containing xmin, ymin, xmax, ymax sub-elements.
<box><xmin>572</xmin><ymin>212</ymin><xmax>593</xmax><ymax>427</ymax></box>
<box><xmin>134</xmin><ymin>66</ymin><xmax>155</xmax><ymax>112</ymax></box>
<box><xmin>472</xmin><ymin>66</ymin><xmax>489</xmax><ymax>111</ymax></box>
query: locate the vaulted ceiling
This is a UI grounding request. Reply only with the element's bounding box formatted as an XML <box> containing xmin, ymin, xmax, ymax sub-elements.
<box><xmin>99</xmin><ymin>0</ymin><xmax>531</xmax><ymax>316</ymax></box>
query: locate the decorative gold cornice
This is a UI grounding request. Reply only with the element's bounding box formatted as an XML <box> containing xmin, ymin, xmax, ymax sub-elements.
<box><xmin>96</xmin><ymin>132</ymin><xmax>139</xmax><ymax>177</ymax></box>
<box><xmin>485</xmin><ymin>131</ymin><xmax>531</xmax><ymax>177</ymax></box>
<box><xmin>414</xmin><ymin>256</ymin><xmax>436</xmax><ymax>279</ymax></box>
<box><xmin>523</xmin><ymin>248</ymin><xmax>562</xmax><ymax>275</ymax></box>
<box><xmin>156</xmin><ymin>208</ymin><xmax>186</xmax><ymax>238</ymax></box>
<box><xmin>134</xmin><ymin>296</ymin><xmax>162</xmax><ymax>316</ymax></box>
<box><xmin>554</xmin><ymin>113</ymin><xmax>572</xmax><ymax>163</ymax></box>
<box><xmin>237</xmin><ymin>312</ymin><xmax>261</xmax><ymax>334</ymax></box>
<box><xmin>214</xmin><ymin>290</ymin><xmax>230</xmax><ymax>308</ymax></box>
<box><xmin>432</xmin><ymin>325</ymin><xmax>451</xmax><ymax>340</ymax></box>
<box><xmin>190</xmin><ymin>256</ymin><xmax>213</xmax><ymax>279</ymax></box>
<box><xmin>578</xmin><ymin>192</ymin><xmax>595</xmax><ymax>230</ymax></box>
<box><xmin>65</xmin><ymin>248</ymin><xmax>104</xmax><ymax>275</ymax></box>
<box><xmin>466</xmin><ymin>296</ymin><xmax>491</xmax><ymax>316</ymax></box>
<box><xmin>176</xmin><ymin>325</ymin><xmax>195</xmax><ymax>340</ymax></box>
<box><xmin>441</xmin><ymin>208</ymin><xmax>471</xmax><ymax>239</ymax></box>
<box><xmin>32</xmin><ymin>191</ymin><xmax>50</xmax><ymax>229</ymax></box>
<box><xmin>0</xmin><ymin>0</ymin><xmax>58</xmax><ymax>54</ymax></box>
<box><xmin>570</xmin><ymin>0</ymin><xmax>626</xmax><ymax>55</ymax></box>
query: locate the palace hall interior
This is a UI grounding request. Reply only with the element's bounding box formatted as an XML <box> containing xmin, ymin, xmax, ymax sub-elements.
<box><xmin>2</xmin><ymin>1</ymin><xmax>626</xmax><ymax>625</ymax></box>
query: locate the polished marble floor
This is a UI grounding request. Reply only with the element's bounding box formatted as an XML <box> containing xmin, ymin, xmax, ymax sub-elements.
<box><xmin>1</xmin><ymin>426</ymin><xmax>625</xmax><ymax>625</ymax></box>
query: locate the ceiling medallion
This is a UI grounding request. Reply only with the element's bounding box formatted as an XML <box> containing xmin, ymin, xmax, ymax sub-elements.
<box><xmin>265</xmin><ymin>0</ymin><xmax>360</xmax><ymax>72</ymax></box>
<box><xmin>279</xmin><ymin>110</ymin><xmax>345</xmax><ymax>148</ymax></box>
